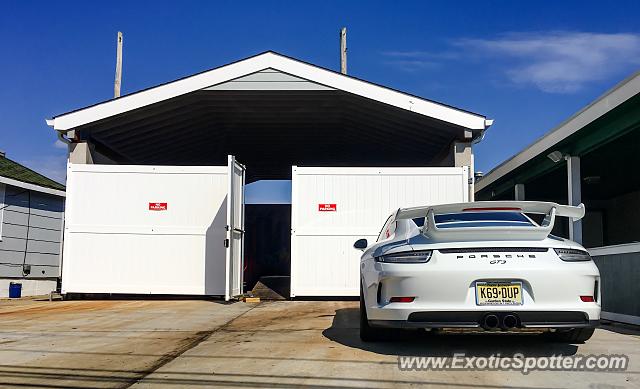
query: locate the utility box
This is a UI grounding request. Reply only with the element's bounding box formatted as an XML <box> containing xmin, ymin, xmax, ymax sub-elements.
<box><xmin>62</xmin><ymin>156</ymin><xmax>245</xmax><ymax>300</ymax></box>
<box><xmin>290</xmin><ymin>166</ymin><xmax>469</xmax><ymax>297</ymax></box>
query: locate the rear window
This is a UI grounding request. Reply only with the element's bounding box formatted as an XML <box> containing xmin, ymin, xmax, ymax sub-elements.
<box><xmin>412</xmin><ymin>217</ymin><xmax>425</xmax><ymax>227</ymax></box>
<box><xmin>422</xmin><ymin>212</ymin><xmax>535</xmax><ymax>229</ymax></box>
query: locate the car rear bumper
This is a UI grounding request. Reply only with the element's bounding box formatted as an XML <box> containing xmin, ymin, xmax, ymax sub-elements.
<box><xmin>362</xmin><ymin>251</ymin><xmax>602</xmax><ymax>324</ymax></box>
<box><xmin>369</xmin><ymin>310</ymin><xmax>600</xmax><ymax>329</ymax></box>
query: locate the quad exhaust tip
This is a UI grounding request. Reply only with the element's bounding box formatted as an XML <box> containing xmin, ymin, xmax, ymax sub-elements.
<box><xmin>502</xmin><ymin>314</ymin><xmax>518</xmax><ymax>329</ymax></box>
<box><xmin>482</xmin><ymin>314</ymin><xmax>499</xmax><ymax>329</ymax></box>
<box><xmin>481</xmin><ymin>313</ymin><xmax>519</xmax><ymax>330</ymax></box>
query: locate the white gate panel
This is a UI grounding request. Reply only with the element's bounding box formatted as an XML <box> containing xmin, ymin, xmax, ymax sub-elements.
<box><xmin>62</xmin><ymin>163</ymin><xmax>231</xmax><ymax>295</ymax></box>
<box><xmin>225</xmin><ymin>156</ymin><xmax>246</xmax><ymax>300</ymax></box>
<box><xmin>290</xmin><ymin>166</ymin><xmax>469</xmax><ymax>297</ymax></box>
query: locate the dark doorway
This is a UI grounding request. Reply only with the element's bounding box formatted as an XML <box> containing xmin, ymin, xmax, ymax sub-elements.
<box><xmin>244</xmin><ymin>204</ymin><xmax>291</xmax><ymax>298</ymax></box>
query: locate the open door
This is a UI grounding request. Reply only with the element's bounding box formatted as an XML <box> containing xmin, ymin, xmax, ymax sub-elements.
<box><xmin>225</xmin><ymin>155</ymin><xmax>246</xmax><ymax>300</ymax></box>
<box><xmin>63</xmin><ymin>163</ymin><xmax>231</xmax><ymax>296</ymax></box>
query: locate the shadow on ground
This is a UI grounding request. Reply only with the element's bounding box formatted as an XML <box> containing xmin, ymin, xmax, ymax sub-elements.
<box><xmin>322</xmin><ymin>308</ymin><xmax>580</xmax><ymax>357</ymax></box>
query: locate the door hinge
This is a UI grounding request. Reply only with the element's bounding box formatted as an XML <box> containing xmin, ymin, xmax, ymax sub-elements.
<box><xmin>224</xmin><ymin>238</ymin><xmax>230</xmax><ymax>248</ymax></box>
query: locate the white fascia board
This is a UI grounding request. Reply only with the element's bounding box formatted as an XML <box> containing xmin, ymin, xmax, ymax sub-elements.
<box><xmin>48</xmin><ymin>52</ymin><xmax>487</xmax><ymax>131</ymax></box>
<box><xmin>49</xmin><ymin>56</ymin><xmax>271</xmax><ymax>131</ymax></box>
<box><xmin>588</xmin><ymin>242</ymin><xmax>640</xmax><ymax>257</ymax></box>
<box><xmin>266</xmin><ymin>55</ymin><xmax>487</xmax><ymax>130</ymax></box>
<box><xmin>0</xmin><ymin>176</ymin><xmax>65</xmax><ymax>197</ymax></box>
<box><xmin>476</xmin><ymin>71</ymin><xmax>640</xmax><ymax>192</ymax></box>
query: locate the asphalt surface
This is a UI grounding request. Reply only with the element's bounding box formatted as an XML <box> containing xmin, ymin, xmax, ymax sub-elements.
<box><xmin>0</xmin><ymin>299</ymin><xmax>638</xmax><ymax>388</ymax></box>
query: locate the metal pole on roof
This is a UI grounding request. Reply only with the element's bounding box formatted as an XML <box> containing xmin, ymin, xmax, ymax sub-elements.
<box><xmin>340</xmin><ymin>27</ymin><xmax>347</xmax><ymax>75</ymax></box>
<box><xmin>114</xmin><ymin>31</ymin><xmax>123</xmax><ymax>98</ymax></box>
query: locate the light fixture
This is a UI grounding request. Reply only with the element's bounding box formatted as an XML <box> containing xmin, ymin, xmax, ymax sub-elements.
<box><xmin>583</xmin><ymin>176</ymin><xmax>601</xmax><ymax>184</ymax></box>
<box><xmin>547</xmin><ymin>151</ymin><xmax>564</xmax><ymax>163</ymax></box>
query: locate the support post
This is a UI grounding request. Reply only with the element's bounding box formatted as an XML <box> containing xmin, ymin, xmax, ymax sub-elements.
<box><xmin>469</xmin><ymin>152</ymin><xmax>475</xmax><ymax>202</ymax></box>
<box><xmin>340</xmin><ymin>27</ymin><xmax>347</xmax><ymax>75</ymax></box>
<box><xmin>514</xmin><ymin>184</ymin><xmax>525</xmax><ymax>201</ymax></box>
<box><xmin>114</xmin><ymin>31</ymin><xmax>123</xmax><ymax>98</ymax></box>
<box><xmin>567</xmin><ymin>156</ymin><xmax>582</xmax><ymax>244</ymax></box>
<box><xmin>68</xmin><ymin>142</ymin><xmax>94</xmax><ymax>164</ymax></box>
<box><xmin>453</xmin><ymin>141</ymin><xmax>473</xmax><ymax>201</ymax></box>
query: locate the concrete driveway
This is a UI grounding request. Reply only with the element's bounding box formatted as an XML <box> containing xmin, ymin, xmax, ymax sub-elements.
<box><xmin>0</xmin><ymin>299</ymin><xmax>638</xmax><ymax>388</ymax></box>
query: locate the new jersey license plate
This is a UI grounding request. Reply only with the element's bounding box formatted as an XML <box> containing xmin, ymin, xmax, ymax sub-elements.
<box><xmin>476</xmin><ymin>282</ymin><xmax>523</xmax><ymax>305</ymax></box>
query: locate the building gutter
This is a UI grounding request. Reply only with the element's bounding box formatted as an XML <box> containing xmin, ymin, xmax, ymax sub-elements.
<box><xmin>473</xmin><ymin>119</ymin><xmax>494</xmax><ymax>144</ymax></box>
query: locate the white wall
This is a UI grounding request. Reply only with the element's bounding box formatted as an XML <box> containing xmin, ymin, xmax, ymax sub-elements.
<box><xmin>0</xmin><ymin>278</ymin><xmax>57</xmax><ymax>298</ymax></box>
<box><xmin>62</xmin><ymin>164</ymin><xmax>229</xmax><ymax>295</ymax></box>
<box><xmin>291</xmin><ymin>167</ymin><xmax>469</xmax><ymax>296</ymax></box>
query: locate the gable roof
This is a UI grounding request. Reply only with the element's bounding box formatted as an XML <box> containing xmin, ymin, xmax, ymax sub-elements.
<box><xmin>0</xmin><ymin>154</ymin><xmax>65</xmax><ymax>196</ymax></box>
<box><xmin>47</xmin><ymin>51</ymin><xmax>490</xmax><ymax>133</ymax></box>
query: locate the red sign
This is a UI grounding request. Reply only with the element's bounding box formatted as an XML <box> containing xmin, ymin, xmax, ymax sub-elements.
<box><xmin>149</xmin><ymin>202</ymin><xmax>168</xmax><ymax>211</ymax></box>
<box><xmin>318</xmin><ymin>203</ymin><xmax>337</xmax><ymax>212</ymax></box>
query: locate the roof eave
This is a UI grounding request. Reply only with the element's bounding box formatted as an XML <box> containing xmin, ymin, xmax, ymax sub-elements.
<box><xmin>46</xmin><ymin>51</ymin><xmax>488</xmax><ymax>132</ymax></box>
<box><xmin>476</xmin><ymin>70</ymin><xmax>640</xmax><ymax>193</ymax></box>
<box><xmin>0</xmin><ymin>175</ymin><xmax>66</xmax><ymax>197</ymax></box>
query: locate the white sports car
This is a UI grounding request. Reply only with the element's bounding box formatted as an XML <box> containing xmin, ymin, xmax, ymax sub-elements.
<box><xmin>354</xmin><ymin>201</ymin><xmax>600</xmax><ymax>342</ymax></box>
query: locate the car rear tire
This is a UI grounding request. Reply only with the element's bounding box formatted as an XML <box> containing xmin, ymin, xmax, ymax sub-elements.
<box><xmin>547</xmin><ymin>327</ymin><xmax>595</xmax><ymax>343</ymax></box>
<box><xmin>360</xmin><ymin>284</ymin><xmax>388</xmax><ymax>342</ymax></box>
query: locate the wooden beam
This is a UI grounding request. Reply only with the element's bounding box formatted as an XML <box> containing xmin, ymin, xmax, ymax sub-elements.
<box><xmin>567</xmin><ymin>156</ymin><xmax>582</xmax><ymax>244</ymax></box>
<box><xmin>514</xmin><ymin>183</ymin><xmax>526</xmax><ymax>201</ymax></box>
<box><xmin>114</xmin><ymin>31</ymin><xmax>123</xmax><ymax>98</ymax></box>
<box><xmin>340</xmin><ymin>27</ymin><xmax>347</xmax><ymax>74</ymax></box>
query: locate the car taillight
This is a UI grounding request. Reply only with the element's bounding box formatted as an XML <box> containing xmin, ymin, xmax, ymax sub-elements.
<box><xmin>375</xmin><ymin>250</ymin><xmax>432</xmax><ymax>263</ymax></box>
<box><xmin>390</xmin><ymin>297</ymin><xmax>415</xmax><ymax>303</ymax></box>
<box><xmin>554</xmin><ymin>248</ymin><xmax>592</xmax><ymax>262</ymax></box>
<box><xmin>580</xmin><ymin>296</ymin><xmax>595</xmax><ymax>302</ymax></box>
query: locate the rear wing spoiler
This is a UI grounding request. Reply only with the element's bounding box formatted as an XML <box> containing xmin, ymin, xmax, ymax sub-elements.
<box><xmin>395</xmin><ymin>201</ymin><xmax>585</xmax><ymax>242</ymax></box>
<box><xmin>396</xmin><ymin>201</ymin><xmax>585</xmax><ymax>221</ymax></box>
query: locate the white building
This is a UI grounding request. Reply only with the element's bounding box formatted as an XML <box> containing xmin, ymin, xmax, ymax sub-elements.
<box><xmin>47</xmin><ymin>51</ymin><xmax>491</xmax><ymax>299</ymax></box>
<box><xmin>0</xmin><ymin>152</ymin><xmax>65</xmax><ymax>298</ymax></box>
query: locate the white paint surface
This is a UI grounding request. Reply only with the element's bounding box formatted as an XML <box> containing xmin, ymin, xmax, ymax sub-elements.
<box><xmin>225</xmin><ymin>156</ymin><xmax>245</xmax><ymax>300</ymax></box>
<box><xmin>62</xmin><ymin>161</ymin><xmax>242</xmax><ymax>297</ymax></box>
<box><xmin>290</xmin><ymin>167</ymin><xmax>469</xmax><ymax>297</ymax></box>
<box><xmin>0</xmin><ymin>278</ymin><xmax>57</xmax><ymax>298</ymax></box>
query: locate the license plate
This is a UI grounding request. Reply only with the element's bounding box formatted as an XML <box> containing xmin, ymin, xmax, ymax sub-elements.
<box><xmin>476</xmin><ymin>282</ymin><xmax>523</xmax><ymax>306</ymax></box>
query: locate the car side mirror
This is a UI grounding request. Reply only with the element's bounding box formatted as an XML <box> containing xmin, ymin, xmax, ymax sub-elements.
<box><xmin>353</xmin><ymin>238</ymin><xmax>368</xmax><ymax>251</ymax></box>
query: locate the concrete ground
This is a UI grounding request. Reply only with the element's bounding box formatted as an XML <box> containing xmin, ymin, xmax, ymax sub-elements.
<box><xmin>0</xmin><ymin>299</ymin><xmax>637</xmax><ymax>388</ymax></box>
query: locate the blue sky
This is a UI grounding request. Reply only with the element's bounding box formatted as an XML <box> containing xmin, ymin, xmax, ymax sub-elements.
<box><xmin>2</xmin><ymin>1</ymin><xmax>639</xmax><ymax>203</ymax></box>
